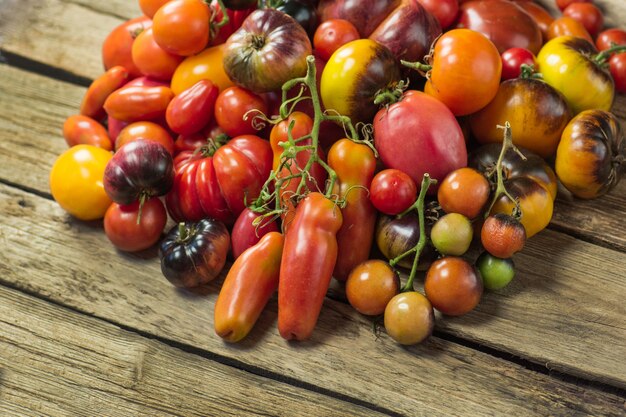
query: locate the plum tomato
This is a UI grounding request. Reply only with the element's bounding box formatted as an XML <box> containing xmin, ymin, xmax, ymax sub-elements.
<box><xmin>131</xmin><ymin>27</ymin><xmax>184</xmax><ymax>81</ymax></box>
<box><xmin>501</xmin><ymin>47</ymin><xmax>536</xmax><ymax>80</ymax></box>
<box><xmin>152</xmin><ymin>0</ymin><xmax>211</xmax><ymax>56</ymax></box>
<box><xmin>369</xmin><ymin>169</ymin><xmax>417</xmax><ymax>216</ymax></box>
<box><xmin>49</xmin><ymin>145</ymin><xmax>112</xmax><ymax>221</ymax></box>
<box><xmin>80</xmin><ymin>66</ymin><xmax>129</xmax><ymax>121</ymax></box>
<box><xmin>563</xmin><ymin>2</ymin><xmax>604</xmax><ymax>38</ymax></box>
<box><xmin>104</xmin><ymin>197</ymin><xmax>167</xmax><ymax>252</ymax></box>
<box><xmin>476</xmin><ymin>252</ymin><xmax>515</xmax><ymax>290</ymax></box>
<box><xmin>596</xmin><ymin>28</ymin><xmax>626</xmax><ymax>51</ymax></box>
<box><xmin>384</xmin><ymin>291</ymin><xmax>434</xmax><ymax>345</ymax></box>
<box><xmin>103</xmin><ymin>85</ymin><xmax>174</xmax><ymax>122</ymax></box>
<box><xmin>430</xmin><ymin>213</ymin><xmax>473</xmax><ymax>256</ymax></box>
<box><xmin>63</xmin><ymin>115</ymin><xmax>112</xmax><ymax>150</ymax></box>
<box><xmin>547</xmin><ymin>17</ymin><xmax>594</xmax><ymax>44</ymax></box>
<box><xmin>481</xmin><ymin>213</ymin><xmax>526</xmax><ymax>258</ymax></box>
<box><xmin>214</xmin><ymin>86</ymin><xmax>268</xmax><ymax>137</ymax></box>
<box><xmin>313</xmin><ymin>19</ymin><xmax>360</xmax><ymax>61</ymax></box>
<box><xmin>437</xmin><ymin>167</ymin><xmax>490</xmax><ymax>219</ymax></box>
<box><xmin>424</xmin><ymin>256</ymin><xmax>483</xmax><ymax>316</ymax></box>
<box><xmin>115</xmin><ymin>121</ymin><xmax>175</xmax><ymax>156</ymax></box>
<box><xmin>416</xmin><ymin>0</ymin><xmax>459</xmax><ymax>30</ymax></box>
<box><xmin>346</xmin><ymin>260</ymin><xmax>400</xmax><ymax>316</ymax></box>
<box><xmin>166</xmin><ymin>80</ymin><xmax>219</xmax><ymax>136</ymax></box>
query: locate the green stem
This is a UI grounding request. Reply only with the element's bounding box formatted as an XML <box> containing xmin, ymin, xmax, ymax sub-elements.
<box><xmin>211</xmin><ymin>0</ymin><xmax>230</xmax><ymax>30</ymax></box>
<box><xmin>594</xmin><ymin>44</ymin><xmax>626</xmax><ymax>66</ymax></box>
<box><xmin>520</xmin><ymin>64</ymin><xmax>542</xmax><ymax>80</ymax></box>
<box><xmin>389</xmin><ymin>174</ymin><xmax>437</xmax><ymax>293</ymax></box>
<box><xmin>177</xmin><ymin>222</ymin><xmax>188</xmax><ymax>242</ymax></box>
<box><xmin>400</xmin><ymin>60</ymin><xmax>432</xmax><ymax>74</ymax></box>
<box><xmin>136</xmin><ymin>193</ymin><xmax>147</xmax><ymax>225</ymax></box>
<box><xmin>484</xmin><ymin>122</ymin><xmax>525</xmax><ymax>219</ymax></box>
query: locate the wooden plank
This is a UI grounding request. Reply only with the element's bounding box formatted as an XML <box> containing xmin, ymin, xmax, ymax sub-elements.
<box><xmin>0</xmin><ymin>286</ymin><xmax>382</xmax><ymax>417</ymax></box>
<box><xmin>0</xmin><ymin>184</ymin><xmax>624</xmax><ymax>416</ymax></box>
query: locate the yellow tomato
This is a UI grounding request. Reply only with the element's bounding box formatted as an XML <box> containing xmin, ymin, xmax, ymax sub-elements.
<box><xmin>171</xmin><ymin>44</ymin><xmax>234</xmax><ymax>95</ymax></box>
<box><xmin>537</xmin><ymin>36</ymin><xmax>614</xmax><ymax>115</ymax></box>
<box><xmin>49</xmin><ymin>145</ymin><xmax>112</xmax><ymax>221</ymax></box>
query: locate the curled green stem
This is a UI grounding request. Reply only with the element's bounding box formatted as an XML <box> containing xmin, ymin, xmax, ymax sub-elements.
<box><xmin>400</xmin><ymin>60</ymin><xmax>432</xmax><ymax>75</ymax></box>
<box><xmin>484</xmin><ymin>121</ymin><xmax>525</xmax><ymax>219</ymax></box>
<box><xmin>594</xmin><ymin>44</ymin><xmax>626</xmax><ymax>66</ymax></box>
<box><xmin>389</xmin><ymin>174</ymin><xmax>437</xmax><ymax>292</ymax></box>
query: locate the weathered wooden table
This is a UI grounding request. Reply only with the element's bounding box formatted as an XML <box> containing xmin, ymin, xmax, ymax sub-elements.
<box><xmin>1</xmin><ymin>0</ymin><xmax>625</xmax><ymax>415</ymax></box>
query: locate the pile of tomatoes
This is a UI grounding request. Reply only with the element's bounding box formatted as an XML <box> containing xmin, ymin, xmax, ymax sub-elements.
<box><xmin>49</xmin><ymin>0</ymin><xmax>625</xmax><ymax>345</ymax></box>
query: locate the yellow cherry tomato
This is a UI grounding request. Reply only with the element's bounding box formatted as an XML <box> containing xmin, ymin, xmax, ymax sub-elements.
<box><xmin>171</xmin><ymin>44</ymin><xmax>234</xmax><ymax>95</ymax></box>
<box><xmin>537</xmin><ymin>36</ymin><xmax>614</xmax><ymax>115</ymax></box>
<box><xmin>49</xmin><ymin>144</ymin><xmax>112</xmax><ymax>221</ymax></box>
<box><xmin>320</xmin><ymin>39</ymin><xmax>400</xmax><ymax>124</ymax></box>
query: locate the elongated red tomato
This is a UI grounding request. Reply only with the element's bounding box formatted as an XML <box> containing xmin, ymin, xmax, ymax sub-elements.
<box><xmin>166</xmin><ymin>80</ymin><xmax>219</xmax><ymax>135</ymax></box>
<box><xmin>328</xmin><ymin>139</ymin><xmax>377</xmax><ymax>281</ymax></box>
<box><xmin>80</xmin><ymin>66</ymin><xmax>129</xmax><ymax>120</ymax></box>
<box><xmin>278</xmin><ymin>193</ymin><xmax>343</xmax><ymax>341</ymax></box>
<box><xmin>214</xmin><ymin>232</ymin><xmax>284</xmax><ymax>343</ymax></box>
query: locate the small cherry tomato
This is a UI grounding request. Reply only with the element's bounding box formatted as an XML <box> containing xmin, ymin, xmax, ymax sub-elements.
<box><xmin>501</xmin><ymin>47</ymin><xmax>536</xmax><ymax>80</ymax></box>
<box><xmin>556</xmin><ymin>0</ymin><xmax>592</xmax><ymax>12</ymax></box>
<box><xmin>416</xmin><ymin>0</ymin><xmax>459</xmax><ymax>30</ymax></box>
<box><xmin>476</xmin><ymin>252</ymin><xmax>515</xmax><ymax>290</ymax></box>
<box><xmin>152</xmin><ymin>0</ymin><xmax>211</xmax><ymax>56</ymax></box>
<box><xmin>132</xmin><ymin>27</ymin><xmax>184</xmax><ymax>81</ymax></box>
<box><xmin>49</xmin><ymin>145</ymin><xmax>112</xmax><ymax>221</ymax></box>
<box><xmin>102</xmin><ymin>16</ymin><xmax>152</xmax><ymax>78</ymax></box>
<box><xmin>610</xmin><ymin>53</ymin><xmax>626</xmax><ymax>93</ymax></box>
<box><xmin>437</xmin><ymin>167</ymin><xmax>490</xmax><ymax>219</ymax></box>
<box><xmin>547</xmin><ymin>17</ymin><xmax>594</xmax><ymax>44</ymax></box>
<box><xmin>376</xmin><ymin>213</ymin><xmax>438</xmax><ymax>270</ymax></box>
<box><xmin>563</xmin><ymin>2</ymin><xmax>604</xmax><ymax>39</ymax></box>
<box><xmin>384</xmin><ymin>291</ymin><xmax>434</xmax><ymax>345</ymax></box>
<box><xmin>214</xmin><ymin>86</ymin><xmax>268</xmax><ymax>137</ymax></box>
<box><xmin>369</xmin><ymin>169</ymin><xmax>417</xmax><ymax>216</ymax></box>
<box><xmin>80</xmin><ymin>66</ymin><xmax>129</xmax><ymax>120</ymax></box>
<box><xmin>63</xmin><ymin>115</ymin><xmax>112</xmax><ymax>150</ymax></box>
<box><xmin>430</xmin><ymin>213</ymin><xmax>473</xmax><ymax>256</ymax></box>
<box><xmin>139</xmin><ymin>0</ymin><xmax>170</xmax><ymax>18</ymax></box>
<box><xmin>346</xmin><ymin>260</ymin><xmax>400</xmax><ymax>316</ymax></box>
<box><xmin>104</xmin><ymin>197</ymin><xmax>167</xmax><ymax>252</ymax></box>
<box><xmin>481</xmin><ymin>213</ymin><xmax>526</xmax><ymax>258</ymax></box>
<box><xmin>313</xmin><ymin>19</ymin><xmax>360</xmax><ymax>62</ymax></box>
<box><xmin>424</xmin><ymin>256</ymin><xmax>483</xmax><ymax>316</ymax></box>
<box><xmin>596</xmin><ymin>28</ymin><xmax>626</xmax><ymax>51</ymax></box>
<box><xmin>115</xmin><ymin>121</ymin><xmax>175</xmax><ymax>156</ymax></box>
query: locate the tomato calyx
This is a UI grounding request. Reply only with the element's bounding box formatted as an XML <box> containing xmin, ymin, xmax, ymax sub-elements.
<box><xmin>389</xmin><ymin>173</ymin><xmax>437</xmax><ymax>292</ymax></box>
<box><xmin>594</xmin><ymin>43</ymin><xmax>626</xmax><ymax>68</ymax></box>
<box><xmin>519</xmin><ymin>64</ymin><xmax>542</xmax><ymax>80</ymax></box>
<box><xmin>209</xmin><ymin>0</ymin><xmax>231</xmax><ymax>38</ymax></box>
<box><xmin>373</xmin><ymin>79</ymin><xmax>410</xmax><ymax>107</ymax></box>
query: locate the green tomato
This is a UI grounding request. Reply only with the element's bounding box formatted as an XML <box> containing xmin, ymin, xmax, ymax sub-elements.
<box><xmin>476</xmin><ymin>252</ymin><xmax>515</xmax><ymax>290</ymax></box>
<box><xmin>430</xmin><ymin>213</ymin><xmax>473</xmax><ymax>256</ymax></box>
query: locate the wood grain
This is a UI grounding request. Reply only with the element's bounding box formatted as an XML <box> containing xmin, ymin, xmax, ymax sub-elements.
<box><xmin>0</xmin><ymin>184</ymin><xmax>625</xmax><ymax>416</ymax></box>
<box><xmin>0</xmin><ymin>285</ymin><xmax>383</xmax><ymax>417</ymax></box>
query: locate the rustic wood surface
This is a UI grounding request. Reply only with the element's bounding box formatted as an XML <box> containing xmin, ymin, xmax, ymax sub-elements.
<box><xmin>1</xmin><ymin>0</ymin><xmax>626</xmax><ymax>415</ymax></box>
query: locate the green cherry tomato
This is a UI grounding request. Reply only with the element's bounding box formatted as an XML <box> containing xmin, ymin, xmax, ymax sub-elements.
<box><xmin>430</xmin><ymin>213</ymin><xmax>473</xmax><ymax>256</ymax></box>
<box><xmin>476</xmin><ymin>252</ymin><xmax>515</xmax><ymax>290</ymax></box>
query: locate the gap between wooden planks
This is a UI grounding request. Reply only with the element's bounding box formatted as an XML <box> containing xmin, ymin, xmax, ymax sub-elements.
<box><xmin>0</xmin><ymin>183</ymin><xmax>625</xmax><ymax>416</ymax></box>
<box><xmin>0</xmin><ymin>285</ymin><xmax>386</xmax><ymax>417</ymax></box>
<box><xmin>0</xmin><ymin>39</ymin><xmax>626</xmax><ymax>389</ymax></box>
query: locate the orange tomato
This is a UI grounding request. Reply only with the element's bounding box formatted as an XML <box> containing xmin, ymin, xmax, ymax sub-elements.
<box><xmin>171</xmin><ymin>44</ymin><xmax>235</xmax><ymax>95</ymax></box>
<box><xmin>547</xmin><ymin>17</ymin><xmax>593</xmax><ymax>44</ymax></box>
<box><xmin>49</xmin><ymin>145</ymin><xmax>112</xmax><ymax>221</ymax></box>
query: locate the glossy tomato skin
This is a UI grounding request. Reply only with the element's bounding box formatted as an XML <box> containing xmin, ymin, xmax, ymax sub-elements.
<box><xmin>104</xmin><ymin>197</ymin><xmax>167</xmax><ymax>252</ymax></box>
<box><xmin>476</xmin><ymin>252</ymin><xmax>515</xmax><ymax>290</ymax></box>
<box><xmin>231</xmin><ymin>208</ymin><xmax>280</xmax><ymax>260</ymax></box>
<box><xmin>313</xmin><ymin>19</ymin><xmax>360</xmax><ymax>61</ymax></box>
<box><xmin>370</xmin><ymin>169</ymin><xmax>417</xmax><ymax>216</ymax></box>
<box><xmin>166</xmin><ymin>80</ymin><xmax>219</xmax><ymax>136</ymax></box>
<box><xmin>80</xmin><ymin>66</ymin><xmax>129</xmax><ymax>121</ymax></box>
<box><xmin>416</xmin><ymin>0</ymin><xmax>459</xmax><ymax>30</ymax></box>
<box><xmin>596</xmin><ymin>28</ymin><xmax>626</xmax><ymax>51</ymax></box>
<box><xmin>424</xmin><ymin>257</ymin><xmax>483</xmax><ymax>316</ymax></box>
<box><xmin>115</xmin><ymin>121</ymin><xmax>175</xmax><ymax>156</ymax></box>
<box><xmin>171</xmin><ymin>45</ymin><xmax>235</xmax><ymax>94</ymax></box>
<box><xmin>437</xmin><ymin>168</ymin><xmax>490</xmax><ymax>219</ymax></box>
<box><xmin>214</xmin><ymin>87</ymin><xmax>268</xmax><ymax>137</ymax></box>
<box><xmin>328</xmin><ymin>139</ymin><xmax>377</xmax><ymax>281</ymax></box>
<box><xmin>374</xmin><ymin>90</ymin><xmax>467</xmax><ymax>188</ymax></box>
<box><xmin>131</xmin><ymin>27</ymin><xmax>184</xmax><ymax>81</ymax></box>
<box><xmin>321</xmin><ymin>39</ymin><xmax>401</xmax><ymax>124</ymax></box>
<box><xmin>537</xmin><ymin>36</ymin><xmax>613</xmax><ymax>115</ymax></box>
<box><xmin>63</xmin><ymin>115</ymin><xmax>112</xmax><ymax>150</ymax></box>
<box><xmin>556</xmin><ymin>0</ymin><xmax>592</xmax><ymax>11</ymax></box>
<box><xmin>555</xmin><ymin>110</ymin><xmax>625</xmax><ymax>199</ymax></box>
<box><xmin>102</xmin><ymin>16</ymin><xmax>152</xmax><ymax>78</ymax></box>
<box><xmin>224</xmin><ymin>9</ymin><xmax>312</xmax><ymax>93</ymax></box>
<box><xmin>278</xmin><ymin>193</ymin><xmax>343</xmax><ymax>341</ymax></box>
<box><xmin>423</xmin><ymin>29</ymin><xmax>502</xmax><ymax>116</ymax></box>
<box><xmin>457</xmin><ymin>0</ymin><xmax>542</xmax><ymax>55</ymax></box>
<box><xmin>346</xmin><ymin>260</ymin><xmax>400</xmax><ymax>316</ymax></box>
<box><xmin>376</xmin><ymin>212</ymin><xmax>437</xmax><ymax>270</ymax></box>
<box><xmin>515</xmin><ymin>1</ymin><xmax>554</xmax><ymax>40</ymax></box>
<box><xmin>214</xmin><ymin>232</ymin><xmax>284</xmax><ymax>343</ymax></box>
<box><xmin>276</xmin><ymin>0</ymin><xmax>319</xmax><ymax>36</ymax></box>
<box><xmin>610</xmin><ymin>53</ymin><xmax>626</xmax><ymax>94</ymax></box>
<box><xmin>152</xmin><ymin>0</ymin><xmax>211</xmax><ymax>56</ymax></box>
<box><xmin>547</xmin><ymin>17</ymin><xmax>594</xmax><ymax>44</ymax></box>
<box><xmin>159</xmin><ymin>219</ymin><xmax>231</xmax><ymax>288</ymax></box>
<box><xmin>139</xmin><ymin>0</ymin><xmax>170</xmax><ymax>18</ymax></box>
<box><xmin>470</xmin><ymin>77</ymin><xmax>572</xmax><ymax>158</ymax></box>
<box><xmin>500</xmin><ymin>48</ymin><xmax>536</xmax><ymax>81</ymax></box>
<box><xmin>50</xmin><ymin>145</ymin><xmax>112</xmax><ymax>221</ymax></box>
<box><xmin>384</xmin><ymin>291</ymin><xmax>434</xmax><ymax>345</ymax></box>
<box><xmin>563</xmin><ymin>2</ymin><xmax>604</xmax><ymax>38</ymax></box>
<box><xmin>104</xmin><ymin>85</ymin><xmax>174</xmax><ymax>122</ymax></box>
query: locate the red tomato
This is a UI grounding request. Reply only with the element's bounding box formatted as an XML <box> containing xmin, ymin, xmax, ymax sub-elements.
<box><xmin>80</xmin><ymin>66</ymin><xmax>130</xmax><ymax>120</ymax></box>
<box><xmin>115</xmin><ymin>121</ymin><xmax>175</xmax><ymax>155</ymax></box>
<box><xmin>166</xmin><ymin>80</ymin><xmax>219</xmax><ymax>136</ymax></box>
<box><xmin>104</xmin><ymin>197</ymin><xmax>167</xmax><ymax>252</ymax></box>
<box><xmin>556</xmin><ymin>0</ymin><xmax>593</xmax><ymax>12</ymax></box>
<box><xmin>369</xmin><ymin>169</ymin><xmax>417</xmax><ymax>215</ymax></box>
<box><xmin>501</xmin><ymin>47</ymin><xmax>536</xmax><ymax>80</ymax></box>
<box><xmin>63</xmin><ymin>115</ymin><xmax>112</xmax><ymax>150</ymax></box>
<box><xmin>610</xmin><ymin>53</ymin><xmax>626</xmax><ymax>93</ymax></box>
<box><xmin>102</xmin><ymin>16</ymin><xmax>152</xmax><ymax>78</ymax></box>
<box><xmin>313</xmin><ymin>19</ymin><xmax>360</xmax><ymax>62</ymax></box>
<box><xmin>131</xmin><ymin>27</ymin><xmax>184</xmax><ymax>80</ymax></box>
<box><xmin>596</xmin><ymin>28</ymin><xmax>626</xmax><ymax>51</ymax></box>
<box><xmin>416</xmin><ymin>0</ymin><xmax>459</xmax><ymax>30</ymax></box>
<box><xmin>214</xmin><ymin>87</ymin><xmax>268</xmax><ymax>137</ymax></box>
<box><xmin>231</xmin><ymin>208</ymin><xmax>280</xmax><ymax>260</ymax></box>
<box><xmin>103</xmin><ymin>85</ymin><xmax>174</xmax><ymax>122</ymax></box>
<box><xmin>563</xmin><ymin>2</ymin><xmax>604</xmax><ymax>39</ymax></box>
<box><xmin>152</xmin><ymin>0</ymin><xmax>211</xmax><ymax>56</ymax></box>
